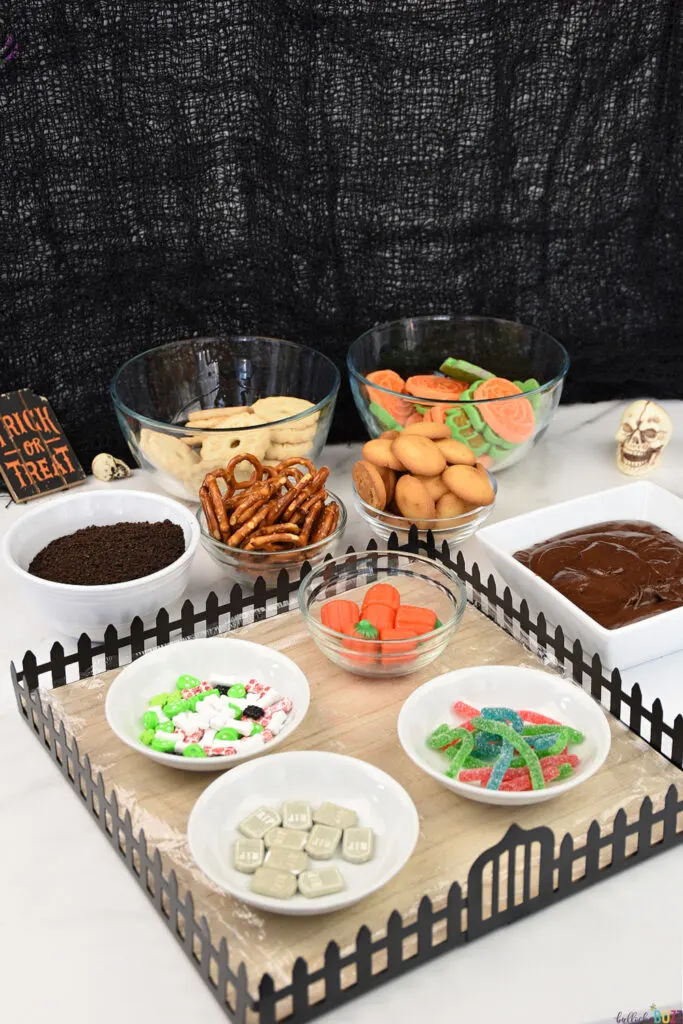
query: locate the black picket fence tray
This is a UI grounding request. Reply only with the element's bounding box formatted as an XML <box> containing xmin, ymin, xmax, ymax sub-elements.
<box><xmin>11</xmin><ymin>532</ymin><xmax>683</xmax><ymax>1024</ymax></box>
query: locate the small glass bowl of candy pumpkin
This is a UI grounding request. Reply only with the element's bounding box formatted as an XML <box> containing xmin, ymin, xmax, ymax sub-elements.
<box><xmin>298</xmin><ymin>551</ymin><xmax>466</xmax><ymax>677</ymax></box>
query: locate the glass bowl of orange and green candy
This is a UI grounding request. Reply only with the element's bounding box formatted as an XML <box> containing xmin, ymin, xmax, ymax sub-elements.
<box><xmin>298</xmin><ymin>550</ymin><xmax>466</xmax><ymax>677</ymax></box>
<box><xmin>347</xmin><ymin>315</ymin><xmax>570</xmax><ymax>471</ymax></box>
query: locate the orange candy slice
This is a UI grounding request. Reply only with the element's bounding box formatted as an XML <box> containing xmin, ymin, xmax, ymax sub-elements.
<box><xmin>405</xmin><ymin>376</ymin><xmax>468</xmax><ymax>401</ymax></box>
<box><xmin>473</xmin><ymin>378</ymin><xmax>535</xmax><ymax>444</ymax></box>
<box><xmin>366</xmin><ymin>370</ymin><xmax>412</xmax><ymax>425</ymax></box>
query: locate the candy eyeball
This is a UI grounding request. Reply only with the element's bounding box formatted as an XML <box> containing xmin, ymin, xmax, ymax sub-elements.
<box><xmin>91</xmin><ymin>452</ymin><xmax>131</xmax><ymax>481</ymax></box>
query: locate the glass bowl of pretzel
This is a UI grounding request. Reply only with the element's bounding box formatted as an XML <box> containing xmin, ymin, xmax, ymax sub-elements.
<box><xmin>111</xmin><ymin>336</ymin><xmax>339</xmax><ymax>502</ymax></box>
<box><xmin>196</xmin><ymin>454</ymin><xmax>347</xmax><ymax>585</ymax></box>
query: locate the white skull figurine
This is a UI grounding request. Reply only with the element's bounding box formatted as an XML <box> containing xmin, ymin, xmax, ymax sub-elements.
<box><xmin>615</xmin><ymin>400</ymin><xmax>672</xmax><ymax>476</ymax></box>
<box><xmin>91</xmin><ymin>453</ymin><xmax>132</xmax><ymax>481</ymax></box>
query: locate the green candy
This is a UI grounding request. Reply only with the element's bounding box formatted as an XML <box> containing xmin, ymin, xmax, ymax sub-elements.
<box><xmin>215</xmin><ymin>727</ymin><xmax>240</xmax><ymax>742</ymax></box>
<box><xmin>142</xmin><ymin>710</ymin><xmax>160</xmax><ymax>729</ymax></box>
<box><xmin>522</xmin><ymin>723</ymin><xmax>585</xmax><ymax>745</ymax></box>
<box><xmin>183</xmin><ymin>744</ymin><xmax>207</xmax><ymax>758</ymax></box>
<box><xmin>156</xmin><ymin>721</ymin><xmax>175</xmax><ymax>733</ymax></box>
<box><xmin>354</xmin><ymin>619</ymin><xmax>379</xmax><ymax>640</ymax></box>
<box><xmin>249</xmin><ymin>723</ymin><xmax>264</xmax><ymax>735</ymax></box>
<box><xmin>480</xmin><ymin>422</ymin><xmax>518</xmax><ymax>451</ymax></box>
<box><xmin>439</xmin><ymin>357</ymin><xmax>494</xmax><ymax>384</ymax></box>
<box><xmin>470</xmin><ymin>716</ymin><xmax>545</xmax><ymax>790</ymax></box>
<box><xmin>228</xmin><ymin>702</ymin><xmax>243</xmax><ymax>717</ymax></box>
<box><xmin>148</xmin><ymin>692</ymin><xmax>170</xmax><ymax>707</ymax></box>
<box><xmin>368</xmin><ymin>401</ymin><xmax>401</xmax><ymax>431</ymax></box>
<box><xmin>444</xmin><ymin>729</ymin><xmax>475</xmax><ymax>778</ymax></box>
<box><xmin>140</xmin><ymin>728</ymin><xmax>156</xmax><ymax>746</ymax></box>
<box><xmin>151</xmin><ymin>736</ymin><xmax>176</xmax><ymax>753</ymax></box>
<box><xmin>434</xmin><ymin>618</ymin><xmax>443</xmax><ymax>629</ymax></box>
<box><xmin>176</xmin><ymin>673</ymin><xmax>200</xmax><ymax>691</ymax></box>
<box><xmin>227</xmin><ymin>684</ymin><xmax>247</xmax><ymax>699</ymax></box>
<box><xmin>186</xmin><ymin>695</ymin><xmax>200</xmax><ymax>711</ymax></box>
<box><xmin>513</xmin><ymin>378</ymin><xmax>542</xmax><ymax>411</ymax></box>
<box><xmin>426</xmin><ymin>723</ymin><xmax>453</xmax><ymax>750</ymax></box>
<box><xmin>163</xmin><ymin>699</ymin><xmax>188</xmax><ymax>718</ymax></box>
<box><xmin>557</xmin><ymin>764</ymin><xmax>574</xmax><ymax>780</ymax></box>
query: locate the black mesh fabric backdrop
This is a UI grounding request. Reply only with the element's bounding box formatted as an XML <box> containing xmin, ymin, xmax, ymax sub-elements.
<box><xmin>2</xmin><ymin>1</ymin><xmax>682</xmax><ymax>465</ymax></box>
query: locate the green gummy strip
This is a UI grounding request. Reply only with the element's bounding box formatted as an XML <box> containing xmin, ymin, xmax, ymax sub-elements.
<box><xmin>462</xmin><ymin>754</ymin><xmax>498</xmax><ymax>768</ymax></box>
<box><xmin>426</xmin><ymin>724</ymin><xmax>453</xmax><ymax>749</ymax></box>
<box><xmin>481</xmin><ymin>422</ymin><xmax>519</xmax><ymax>450</ymax></box>
<box><xmin>557</xmin><ymin>764</ymin><xmax>574</xmax><ymax>780</ymax></box>
<box><xmin>523</xmin><ymin>724</ymin><xmax>584</xmax><ymax>745</ymax></box>
<box><xmin>368</xmin><ymin>401</ymin><xmax>400</xmax><ymax>430</ymax></box>
<box><xmin>439</xmin><ymin>357</ymin><xmax>494</xmax><ymax>384</ymax></box>
<box><xmin>445</xmin><ymin>729</ymin><xmax>475</xmax><ymax>778</ymax></box>
<box><xmin>470</xmin><ymin>717</ymin><xmax>545</xmax><ymax>790</ymax></box>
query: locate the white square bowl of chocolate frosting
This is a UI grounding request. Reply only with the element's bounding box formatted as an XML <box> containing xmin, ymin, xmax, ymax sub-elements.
<box><xmin>476</xmin><ymin>481</ymin><xmax>683</xmax><ymax>670</ymax></box>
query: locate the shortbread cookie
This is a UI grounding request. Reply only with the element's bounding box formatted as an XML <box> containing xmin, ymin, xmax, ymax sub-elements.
<box><xmin>253</xmin><ymin>396</ymin><xmax>318</xmax><ymax>425</ymax></box>
<box><xmin>270</xmin><ymin>421</ymin><xmax>317</xmax><ymax>445</ymax></box>
<box><xmin>265</xmin><ymin>438</ymin><xmax>315</xmax><ymax>461</ymax></box>
<box><xmin>200</xmin><ymin>412</ymin><xmax>270</xmax><ymax>469</ymax></box>
<box><xmin>139</xmin><ymin>428</ymin><xmax>201</xmax><ymax>479</ymax></box>
<box><xmin>187</xmin><ymin>405</ymin><xmax>249</xmax><ymax>422</ymax></box>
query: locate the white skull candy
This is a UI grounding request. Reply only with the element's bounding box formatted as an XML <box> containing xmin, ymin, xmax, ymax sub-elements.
<box><xmin>615</xmin><ymin>400</ymin><xmax>672</xmax><ymax>476</ymax></box>
<box><xmin>91</xmin><ymin>453</ymin><xmax>132</xmax><ymax>482</ymax></box>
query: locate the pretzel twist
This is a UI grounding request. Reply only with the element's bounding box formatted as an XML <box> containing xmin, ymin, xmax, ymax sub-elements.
<box><xmin>200</xmin><ymin>454</ymin><xmax>339</xmax><ymax>554</ymax></box>
<box><xmin>200</xmin><ymin>484</ymin><xmax>223</xmax><ymax>542</ymax></box>
<box><xmin>203</xmin><ymin>469</ymin><xmax>235</xmax><ymax>540</ymax></box>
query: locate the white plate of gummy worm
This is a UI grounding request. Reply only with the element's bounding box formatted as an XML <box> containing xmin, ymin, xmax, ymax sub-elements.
<box><xmin>104</xmin><ymin>638</ymin><xmax>310</xmax><ymax>771</ymax></box>
<box><xmin>187</xmin><ymin>751</ymin><xmax>420</xmax><ymax>914</ymax></box>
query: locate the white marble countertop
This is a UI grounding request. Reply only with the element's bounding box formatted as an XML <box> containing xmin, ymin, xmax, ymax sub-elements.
<box><xmin>1</xmin><ymin>401</ymin><xmax>682</xmax><ymax>1024</ymax></box>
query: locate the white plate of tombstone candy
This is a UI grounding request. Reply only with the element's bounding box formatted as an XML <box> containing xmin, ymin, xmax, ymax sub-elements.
<box><xmin>187</xmin><ymin>750</ymin><xmax>419</xmax><ymax>914</ymax></box>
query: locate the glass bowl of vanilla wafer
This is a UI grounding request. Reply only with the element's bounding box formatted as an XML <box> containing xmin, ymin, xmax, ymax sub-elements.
<box><xmin>195</xmin><ymin>454</ymin><xmax>347</xmax><ymax>585</ymax></box>
<box><xmin>112</xmin><ymin>336</ymin><xmax>339</xmax><ymax>502</ymax></box>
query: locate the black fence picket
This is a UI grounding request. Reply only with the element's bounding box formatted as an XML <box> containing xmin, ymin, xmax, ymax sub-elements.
<box><xmin>77</xmin><ymin>633</ymin><xmax>93</xmax><ymax>678</ymax></box>
<box><xmin>130</xmin><ymin>616</ymin><xmax>145</xmax><ymax>660</ymax></box>
<box><xmin>8</xmin><ymin>538</ymin><xmax>683</xmax><ymax>1024</ymax></box>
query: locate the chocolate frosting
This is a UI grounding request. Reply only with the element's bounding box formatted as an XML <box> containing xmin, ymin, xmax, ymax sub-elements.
<box><xmin>514</xmin><ymin>520</ymin><xmax>683</xmax><ymax>629</ymax></box>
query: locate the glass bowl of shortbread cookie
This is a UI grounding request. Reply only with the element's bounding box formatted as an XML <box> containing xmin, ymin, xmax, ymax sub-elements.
<box><xmin>112</xmin><ymin>336</ymin><xmax>340</xmax><ymax>502</ymax></box>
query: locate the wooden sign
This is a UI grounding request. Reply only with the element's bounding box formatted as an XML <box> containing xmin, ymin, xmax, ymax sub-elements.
<box><xmin>0</xmin><ymin>389</ymin><xmax>86</xmax><ymax>502</ymax></box>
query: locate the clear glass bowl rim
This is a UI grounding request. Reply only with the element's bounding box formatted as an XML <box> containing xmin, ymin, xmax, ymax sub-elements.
<box><xmin>196</xmin><ymin>489</ymin><xmax>348</xmax><ymax>561</ymax></box>
<box><xmin>352</xmin><ymin>470</ymin><xmax>497</xmax><ymax>534</ymax></box>
<box><xmin>111</xmin><ymin>335</ymin><xmax>341</xmax><ymax>435</ymax></box>
<box><xmin>346</xmin><ymin>314</ymin><xmax>570</xmax><ymax>406</ymax></box>
<box><xmin>298</xmin><ymin>548</ymin><xmax>467</xmax><ymax>647</ymax></box>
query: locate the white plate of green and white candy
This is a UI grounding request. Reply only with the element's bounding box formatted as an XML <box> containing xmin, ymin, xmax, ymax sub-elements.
<box><xmin>187</xmin><ymin>751</ymin><xmax>419</xmax><ymax>914</ymax></box>
<box><xmin>104</xmin><ymin>637</ymin><xmax>310</xmax><ymax>771</ymax></box>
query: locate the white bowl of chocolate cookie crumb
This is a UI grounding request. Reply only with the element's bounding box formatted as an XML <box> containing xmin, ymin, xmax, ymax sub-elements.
<box><xmin>3</xmin><ymin>489</ymin><xmax>199</xmax><ymax>638</ymax></box>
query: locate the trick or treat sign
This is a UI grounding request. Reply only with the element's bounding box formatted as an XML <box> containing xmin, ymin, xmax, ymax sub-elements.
<box><xmin>0</xmin><ymin>389</ymin><xmax>86</xmax><ymax>502</ymax></box>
